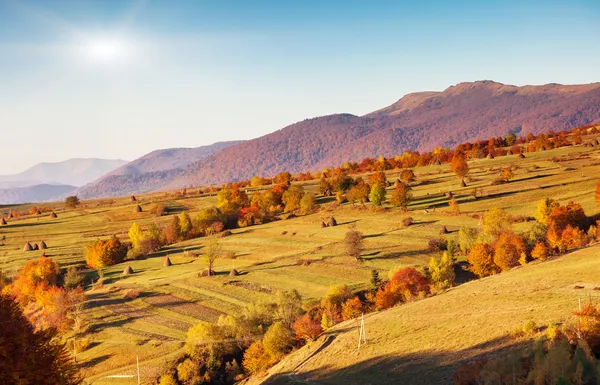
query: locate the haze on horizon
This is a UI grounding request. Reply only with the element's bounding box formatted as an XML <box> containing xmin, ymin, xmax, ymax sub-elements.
<box><xmin>0</xmin><ymin>0</ymin><xmax>599</xmax><ymax>175</ymax></box>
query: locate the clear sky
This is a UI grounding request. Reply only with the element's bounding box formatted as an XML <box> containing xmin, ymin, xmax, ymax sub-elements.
<box><xmin>0</xmin><ymin>0</ymin><xmax>599</xmax><ymax>174</ymax></box>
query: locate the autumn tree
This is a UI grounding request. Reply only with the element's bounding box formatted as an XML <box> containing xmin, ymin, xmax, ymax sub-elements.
<box><xmin>451</xmin><ymin>152</ymin><xmax>469</xmax><ymax>179</ymax></box>
<box><xmin>429</xmin><ymin>251</ymin><xmax>455</xmax><ymax>289</ymax></box>
<box><xmin>399</xmin><ymin>169</ymin><xmax>416</xmax><ymax>184</ymax></box>
<box><xmin>275</xmin><ymin>171</ymin><xmax>292</xmax><ymax>186</ymax></box>
<box><xmin>368</xmin><ymin>171</ymin><xmax>387</xmax><ymax>186</ymax></box>
<box><xmin>128</xmin><ymin>222</ymin><xmax>144</xmax><ymax>250</ymax></box>
<box><xmin>449</xmin><ymin>196</ymin><xmax>460</xmax><ymax>215</ymax></box>
<box><xmin>390</xmin><ymin>182</ymin><xmax>411</xmax><ymax>210</ymax></box>
<box><xmin>203</xmin><ymin>236</ymin><xmax>221</xmax><ymax>276</ymax></box>
<box><xmin>531</xmin><ymin>242</ymin><xmax>549</xmax><ymax>260</ymax></box>
<box><xmin>468</xmin><ymin>243</ymin><xmax>497</xmax><ymax>278</ymax></box>
<box><xmin>179</xmin><ymin>212</ymin><xmax>193</xmax><ymax>239</ymax></box>
<box><xmin>482</xmin><ymin>208</ymin><xmax>510</xmax><ymax>240</ymax></box>
<box><xmin>369</xmin><ymin>183</ymin><xmax>387</xmax><ymax>206</ymax></box>
<box><xmin>376</xmin><ymin>267</ymin><xmax>430</xmax><ymax>309</ymax></box>
<box><xmin>292</xmin><ymin>313</ymin><xmax>322</xmax><ymax>342</ymax></box>
<box><xmin>282</xmin><ymin>185</ymin><xmax>305</xmax><ymax>212</ymax></box>
<box><xmin>299</xmin><ymin>192</ymin><xmax>316</xmax><ymax>214</ymax></box>
<box><xmin>343</xmin><ymin>228</ymin><xmax>363</xmax><ymax>260</ymax></box>
<box><xmin>347</xmin><ymin>179</ymin><xmax>370</xmax><ymax>204</ymax></box>
<box><xmin>163</xmin><ymin>215</ymin><xmax>182</xmax><ymax>244</ymax></box>
<box><xmin>0</xmin><ymin>294</ymin><xmax>81</xmax><ymax>385</ymax></box>
<box><xmin>493</xmin><ymin>231</ymin><xmax>526</xmax><ymax>271</ymax></box>
<box><xmin>263</xmin><ymin>321</ymin><xmax>294</xmax><ymax>359</ymax></box>
<box><xmin>85</xmin><ymin>236</ymin><xmax>127</xmax><ymax>269</ymax></box>
<box><xmin>534</xmin><ymin>198</ymin><xmax>559</xmax><ymax>224</ymax></box>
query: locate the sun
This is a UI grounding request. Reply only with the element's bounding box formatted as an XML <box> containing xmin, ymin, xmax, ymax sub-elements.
<box><xmin>84</xmin><ymin>38</ymin><xmax>125</xmax><ymax>60</ymax></box>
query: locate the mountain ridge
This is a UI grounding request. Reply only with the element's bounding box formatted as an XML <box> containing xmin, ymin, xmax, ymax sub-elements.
<box><xmin>79</xmin><ymin>80</ymin><xmax>600</xmax><ymax>197</ymax></box>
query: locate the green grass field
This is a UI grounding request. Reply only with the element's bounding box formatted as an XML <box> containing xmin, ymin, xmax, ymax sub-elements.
<box><xmin>1</xmin><ymin>139</ymin><xmax>600</xmax><ymax>384</ymax></box>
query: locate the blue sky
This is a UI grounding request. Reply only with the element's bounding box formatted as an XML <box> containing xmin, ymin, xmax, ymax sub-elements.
<box><xmin>0</xmin><ymin>0</ymin><xmax>599</xmax><ymax>174</ymax></box>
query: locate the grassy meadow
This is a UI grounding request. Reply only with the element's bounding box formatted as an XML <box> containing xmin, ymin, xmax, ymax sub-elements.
<box><xmin>1</xmin><ymin>138</ymin><xmax>600</xmax><ymax>384</ymax></box>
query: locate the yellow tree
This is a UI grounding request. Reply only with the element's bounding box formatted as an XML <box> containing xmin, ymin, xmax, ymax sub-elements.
<box><xmin>128</xmin><ymin>222</ymin><xmax>144</xmax><ymax>250</ymax></box>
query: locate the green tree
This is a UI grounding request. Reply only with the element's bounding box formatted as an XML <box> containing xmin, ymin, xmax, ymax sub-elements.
<box><xmin>369</xmin><ymin>183</ymin><xmax>387</xmax><ymax>206</ymax></box>
<box><xmin>263</xmin><ymin>321</ymin><xmax>294</xmax><ymax>359</ymax></box>
<box><xmin>505</xmin><ymin>133</ymin><xmax>517</xmax><ymax>146</ymax></box>
<box><xmin>65</xmin><ymin>195</ymin><xmax>80</xmax><ymax>209</ymax></box>
<box><xmin>370</xmin><ymin>269</ymin><xmax>382</xmax><ymax>291</ymax></box>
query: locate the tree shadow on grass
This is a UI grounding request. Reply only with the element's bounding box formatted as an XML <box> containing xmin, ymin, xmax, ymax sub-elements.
<box><xmin>78</xmin><ymin>354</ymin><xmax>112</xmax><ymax>369</ymax></box>
<box><xmin>263</xmin><ymin>334</ymin><xmax>524</xmax><ymax>385</ymax></box>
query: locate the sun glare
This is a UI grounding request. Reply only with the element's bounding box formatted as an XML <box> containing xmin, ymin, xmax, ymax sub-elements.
<box><xmin>86</xmin><ymin>39</ymin><xmax>122</xmax><ymax>59</ymax></box>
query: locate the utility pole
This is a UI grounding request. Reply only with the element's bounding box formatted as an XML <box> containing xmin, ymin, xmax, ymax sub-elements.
<box><xmin>357</xmin><ymin>313</ymin><xmax>367</xmax><ymax>349</ymax></box>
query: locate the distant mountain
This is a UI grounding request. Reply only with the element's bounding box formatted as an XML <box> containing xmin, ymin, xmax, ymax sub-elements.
<box><xmin>0</xmin><ymin>184</ymin><xmax>76</xmax><ymax>205</ymax></box>
<box><xmin>0</xmin><ymin>158</ymin><xmax>128</xmax><ymax>189</ymax></box>
<box><xmin>78</xmin><ymin>141</ymin><xmax>242</xmax><ymax>198</ymax></box>
<box><xmin>166</xmin><ymin>81</ymin><xmax>600</xmax><ymax>188</ymax></box>
<box><xmin>78</xmin><ymin>81</ymin><xmax>600</xmax><ymax>198</ymax></box>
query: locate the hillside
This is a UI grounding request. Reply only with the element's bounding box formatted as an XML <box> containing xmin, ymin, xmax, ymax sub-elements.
<box><xmin>255</xmin><ymin>245</ymin><xmax>600</xmax><ymax>385</ymax></box>
<box><xmin>1</xmin><ymin>131</ymin><xmax>599</xmax><ymax>383</ymax></box>
<box><xmin>167</xmin><ymin>80</ymin><xmax>600</xmax><ymax>189</ymax></box>
<box><xmin>78</xmin><ymin>141</ymin><xmax>243</xmax><ymax>198</ymax></box>
<box><xmin>0</xmin><ymin>184</ymin><xmax>77</xmax><ymax>204</ymax></box>
<box><xmin>0</xmin><ymin>158</ymin><xmax>127</xmax><ymax>189</ymax></box>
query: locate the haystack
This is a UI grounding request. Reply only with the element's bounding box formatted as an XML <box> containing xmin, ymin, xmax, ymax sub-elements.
<box><xmin>506</xmin><ymin>149</ymin><xmax>513</xmax><ymax>155</ymax></box>
<box><xmin>327</xmin><ymin>216</ymin><xmax>337</xmax><ymax>227</ymax></box>
<box><xmin>8</xmin><ymin>212</ymin><xmax>14</xmax><ymax>218</ymax></box>
<box><xmin>131</xmin><ymin>195</ymin><xmax>137</xmax><ymax>202</ymax></box>
<box><xmin>486</xmin><ymin>153</ymin><xmax>494</xmax><ymax>159</ymax></box>
<box><xmin>446</xmin><ymin>192</ymin><xmax>454</xmax><ymax>198</ymax></box>
<box><xmin>49</xmin><ymin>212</ymin><xmax>58</xmax><ymax>219</ymax></box>
<box><xmin>432</xmin><ymin>159</ymin><xmax>442</xmax><ymax>166</ymax></box>
<box><xmin>33</xmin><ymin>243</ymin><xmax>39</xmax><ymax>251</ymax></box>
<box><xmin>460</xmin><ymin>179</ymin><xmax>467</xmax><ymax>188</ymax></box>
<box><xmin>163</xmin><ymin>256</ymin><xmax>172</xmax><ymax>267</ymax></box>
<box><xmin>320</xmin><ymin>221</ymin><xmax>327</xmax><ymax>228</ymax></box>
<box><xmin>440</xmin><ymin>226</ymin><xmax>448</xmax><ymax>234</ymax></box>
<box><xmin>199</xmin><ymin>269</ymin><xmax>215</xmax><ymax>277</ymax></box>
<box><xmin>122</xmin><ymin>266</ymin><xmax>134</xmax><ymax>275</ymax></box>
<box><xmin>135</xmin><ymin>205</ymin><xmax>143</xmax><ymax>213</ymax></box>
<box><xmin>23</xmin><ymin>242</ymin><xmax>33</xmax><ymax>251</ymax></box>
<box><xmin>0</xmin><ymin>218</ymin><xmax>6</xmax><ymax>225</ymax></box>
<box><xmin>592</xmin><ymin>139</ymin><xmax>599</xmax><ymax>146</ymax></box>
<box><xmin>40</xmin><ymin>241</ymin><xmax>47</xmax><ymax>250</ymax></box>
<box><xmin>518</xmin><ymin>153</ymin><xmax>526</xmax><ymax>159</ymax></box>
<box><xmin>229</xmin><ymin>269</ymin><xmax>240</xmax><ymax>277</ymax></box>
<box><xmin>36</xmin><ymin>210</ymin><xmax>42</xmax><ymax>215</ymax></box>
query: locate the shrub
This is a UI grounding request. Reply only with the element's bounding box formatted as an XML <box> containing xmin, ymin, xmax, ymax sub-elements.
<box><xmin>531</xmin><ymin>242</ymin><xmax>549</xmax><ymax>260</ymax></box>
<box><xmin>123</xmin><ymin>289</ymin><xmax>140</xmax><ymax>300</ymax></box>
<box><xmin>63</xmin><ymin>266</ymin><xmax>85</xmax><ymax>290</ymax></box>
<box><xmin>428</xmin><ymin>238</ymin><xmax>447</xmax><ymax>253</ymax></box>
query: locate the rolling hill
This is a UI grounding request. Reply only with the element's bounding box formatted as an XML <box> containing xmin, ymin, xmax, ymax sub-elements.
<box><xmin>77</xmin><ymin>141</ymin><xmax>243</xmax><ymax>198</ymax></box>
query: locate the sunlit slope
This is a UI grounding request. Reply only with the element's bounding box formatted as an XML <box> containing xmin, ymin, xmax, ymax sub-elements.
<box><xmin>256</xmin><ymin>244</ymin><xmax>600</xmax><ymax>385</ymax></box>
